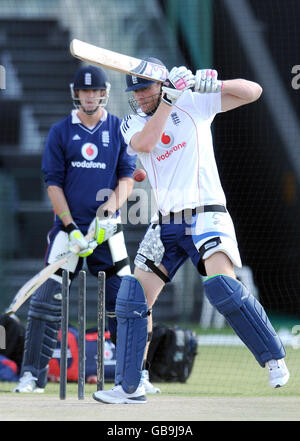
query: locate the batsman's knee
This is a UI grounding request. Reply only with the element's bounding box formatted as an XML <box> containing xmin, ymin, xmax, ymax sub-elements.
<box><xmin>116</xmin><ymin>275</ymin><xmax>149</xmax><ymax>320</ymax></box>
<box><xmin>28</xmin><ymin>279</ymin><xmax>62</xmax><ymax>323</ymax></box>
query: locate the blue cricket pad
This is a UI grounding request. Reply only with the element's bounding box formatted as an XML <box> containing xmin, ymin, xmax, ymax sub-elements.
<box><xmin>203</xmin><ymin>275</ymin><xmax>285</xmax><ymax>367</ymax></box>
<box><xmin>115</xmin><ymin>276</ymin><xmax>148</xmax><ymax>393</ymax></box>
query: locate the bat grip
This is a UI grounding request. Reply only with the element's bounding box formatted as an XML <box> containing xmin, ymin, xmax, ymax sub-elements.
<box><xmin>72</xmin><ymin>229</ymin><xmax>95</xmax><ymax>254</ymax></box>
<box><xmin>85</xmin><ymin>229</ymin><xmax>96</xmax><ymax>242</ymax></box>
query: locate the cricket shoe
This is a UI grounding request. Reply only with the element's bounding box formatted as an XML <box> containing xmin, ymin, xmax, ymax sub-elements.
<box><xmin>92</xmin><ymin>385</ymin><xmax>147</xmax><ymax>404</ymax></box>
<box><xmin>267</xmin><ymin>359</ymin><xmax>290</xmax><ymax>388</ymax></box>
<box><xmin>13</xmin><ymin>371</ymin><xmax>44</xmax><ymax>393</ymax></box>
<box><xmin>140</xmin><ymin>370</ymin><xmax>161</xmax><ymax>394</ymax></box>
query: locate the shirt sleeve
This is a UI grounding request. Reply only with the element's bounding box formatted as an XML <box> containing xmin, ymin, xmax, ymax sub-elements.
<box><xmin>41</xmin><ymin>125</ymin><xmax>66</xmax><ymax>188</ymax></box>
<box><xmin>182</xmin><ymin>89</ymin><xmax>222</xmax><ymax>120</ymax></box>
<box><xmin>120</xmin><ymin>114</ymin><xmax>146</xmax><ymax>154</ymax></box>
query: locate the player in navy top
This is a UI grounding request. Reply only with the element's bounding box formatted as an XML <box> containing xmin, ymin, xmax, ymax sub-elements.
<box><xmin>14</xmin><ymin>65</ymin><xmax>136</xmax><ymax>393</ymax></box>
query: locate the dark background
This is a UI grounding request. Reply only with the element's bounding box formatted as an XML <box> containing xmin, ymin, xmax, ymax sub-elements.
<box><xmin>212</xmin><ymin>0</ymin><xmax>300</xmax><ymax>314</ymax></box>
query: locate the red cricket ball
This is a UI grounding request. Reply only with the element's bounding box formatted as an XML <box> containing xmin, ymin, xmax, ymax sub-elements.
<box><xmin>133</xmin><ymin>168</ymin><xmax>147</xmax><ymax>182</ymax></box>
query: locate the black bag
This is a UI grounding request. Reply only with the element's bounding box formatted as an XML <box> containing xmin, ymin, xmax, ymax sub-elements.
<box><xmin>147</xmin><ymin>324</ymin><xmax>198</xmax><ymax>383</ymax></box>
<box><xmin>0</xmin><ymin>314</ymin><xmax>25</xmax><ymax>374</ymax></box>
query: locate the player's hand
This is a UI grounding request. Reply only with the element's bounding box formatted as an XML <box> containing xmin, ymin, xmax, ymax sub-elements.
<box><xmin>161</xmin><ymin>66</ymin><xmax>195</xmax><ymax>106</ymax></box>
<box><xmin>88</xmin><ymin>214</ymin><xmax>118</xmax><ymax>245</ymax></box>
<box><xmin>67</xmin><ymin>223</ymin><xmax>95</xmax><ymax>257</ymax></box>
<box><xmin>194</xmin><ymin>69</ymin><xmax>223</xmax><ymax>93</ymax></box>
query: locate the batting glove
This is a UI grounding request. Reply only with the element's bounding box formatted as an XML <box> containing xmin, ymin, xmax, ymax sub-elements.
<box><xmin>88</xmin><ymin>213</ymin><xmax>118</xmax><ymax>246</ymax></box>
<box><xmin>162</xmin><ymin>66</ymin><xmax>195</xmax><ymax>106</ymax></box>
<box><xmin>66</xmin><ymin>223</ymin><xmax>95</xmax><ymax>257</ymax></box>
<box><xmin>194</xmin><ymin>69</ymin><xmax>223</xmax><ymax>93</ymax></box>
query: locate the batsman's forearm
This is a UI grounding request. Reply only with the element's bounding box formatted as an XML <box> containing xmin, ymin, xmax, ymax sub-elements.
<box><xmin>222</xmin><ymin>79</ymin><xmax>263</xmax><ymax>102</ymax></box>
<box><xmin>47</xmin><ymin>185</ymin><xmax>73</xmax><ymax>226</ymax></box>
<box><xmin>130</xmin><ymin>101</ymin><xmax>172</xmax><ymax>153</ymax></box>
<box><xmin>101</xmin><ymin>177</ymin><xmax>134</xmax><ymax>214</ymax></box>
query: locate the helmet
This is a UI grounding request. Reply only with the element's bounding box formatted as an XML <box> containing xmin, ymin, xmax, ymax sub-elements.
<box><xmin>125</xmin><ymin>57</ymin><xmax>166</xmax><ymax>92</ymax></box>
<box><xmin>73</xmin><ymin>65</ymin><xmax>107</xmax><ymax>90</ymax></box>
<box><xmin>70</xmin><ymin>65</ymin><xmax>111</xmax><ymax>111</ymax></box>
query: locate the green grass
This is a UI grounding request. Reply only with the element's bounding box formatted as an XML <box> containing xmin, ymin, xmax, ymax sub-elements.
<box><xmin>169</xmin><ymin>346</ymin><xmax>300</xmax><ymax>397</ymax></box>
<box><xmin>1</xmin><ymin>345</ymin><xmax>299</xmax><ymax>398</ymax></box>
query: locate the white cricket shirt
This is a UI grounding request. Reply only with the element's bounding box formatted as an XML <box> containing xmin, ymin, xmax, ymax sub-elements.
<box><xmin>121</xmin><ymin>89</ymin><xmax>226</xmax><ymax>215</ymax></box>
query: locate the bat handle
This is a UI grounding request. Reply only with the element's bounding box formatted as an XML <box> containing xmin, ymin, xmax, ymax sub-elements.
<box><xmin>85</xmin><ymin>229</ymin><xmax>96</xmax><ymax>242</ymax></box>
<box><xmin>71</xmin><ymin>229</ymin><xmax>96</xmax><ymax>255</ymax></box>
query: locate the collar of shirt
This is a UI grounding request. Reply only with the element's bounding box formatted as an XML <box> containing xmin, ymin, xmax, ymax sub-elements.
<box><xmin>71</xmin><ymin>108</ymin><xmax>108</xmax><ymax>127</ymax></box>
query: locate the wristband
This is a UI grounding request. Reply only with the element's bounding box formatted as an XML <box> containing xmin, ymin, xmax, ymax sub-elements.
<box><xmin>161</xmin><ymin>93</ymin><xmax>173</xmax><ymax>106</ymax></box>
<box><xmin>59</xmin><ymin>211</ymin><xmax>71</xmax><ymax>220</ymax></box>
<box><xmin>65</xmin><ymin>223</ymin><xmax>77</xmax><ymax>234</ymax></box>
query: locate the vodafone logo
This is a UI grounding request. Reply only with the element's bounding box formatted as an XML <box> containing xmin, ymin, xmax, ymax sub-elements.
<box><xmin>159</xmin><ymin>131</ymin><xmax>174</xmax><ymax>149</ymax></box>
<box><xmin>156</xmin><ymin>141</ymin><xmax>187</xmax><ymax>161</ymax></box>
<box><xmin>157</xmin><ymin>130</ymin><xmax>187</xmax><ymax>161</ymax></box>
<box><xmin>81</xmin><ymin>143</ymin><xmax>98</xmax><ymax>161</ymax></box>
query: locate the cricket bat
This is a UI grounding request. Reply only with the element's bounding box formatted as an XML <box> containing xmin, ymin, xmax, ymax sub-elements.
<box><xmin>70</xmin><ymin>39</ymin><xmax>168</xmax><ymax>82</ymax></box>
<box><xmin>5</xmin><ymin>231</ymin><xmax>95</xmax><ymax>315</ymax></box>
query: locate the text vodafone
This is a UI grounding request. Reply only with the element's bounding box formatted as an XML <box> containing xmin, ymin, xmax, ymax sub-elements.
<box><xmin>156</xmin><ymin>141</ymin><xmax>186</xmax><ymax>161</ymax></box>
<box><xmin>71</xmin><ymin>160</ymin><xmax>106</xmax><ymax>169</ymax></box>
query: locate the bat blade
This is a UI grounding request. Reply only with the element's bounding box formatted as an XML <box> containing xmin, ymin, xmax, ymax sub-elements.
<box><xmin>5</xmin><ymin>256</ymin><xmax>68</xmax><ymax>315</ymax></box>
<box><xmin>70</xmin><ymin>39</ymin><xmax>168</xmax><ymax>82</ymax></box>
<box><xmin>5</xmin><ymin>231</ymin><xmax>96</xmax><ymax>315</ymax></box>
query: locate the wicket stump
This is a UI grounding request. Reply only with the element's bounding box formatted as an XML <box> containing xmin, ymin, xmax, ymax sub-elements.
<box><xmin>59</xmin><ymin>269</ymin><xmax>106</xmax><ymax>399</ymax></box>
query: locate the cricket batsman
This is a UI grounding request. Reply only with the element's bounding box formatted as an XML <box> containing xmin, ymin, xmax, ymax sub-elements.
<box><xmin>93</xmin><ymin>60</ymin><xmax>289</xmax><ymax>404</ymax></box>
